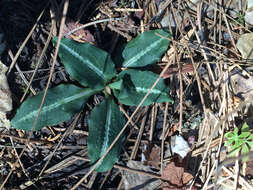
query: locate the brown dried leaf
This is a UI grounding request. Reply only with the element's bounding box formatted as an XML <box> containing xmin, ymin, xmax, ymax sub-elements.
<box><xmin>168</xmin><ymin>123</ymin><xmax>178</xmax><ymax>137</ymax></box>
<box><xmin>162</xmin><ymin>160</ymin><xmax>193</xmax><ymax>190</ymax></box>
<box><xmin>146</xmin><ymin>145</ymin><xmax>161</xmax><ymax>168</ymax></box>
<box><xmin>182</xmin><ymin>172</ymin><xmax>194</xmax><ymax>185</ymax></box>
<box><xmin>62</xmin><ymin>19</ymin><xmax>95</xmax><ymax>43</ymax></box>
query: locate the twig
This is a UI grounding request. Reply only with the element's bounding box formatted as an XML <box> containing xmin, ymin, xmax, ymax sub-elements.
<box><xmin>20</xmin><ymin>19</ymin><xmax>55</xmax><ymax>102</ymax></box>
<box><xmin>66</xmin><ymin>17</ymin><xmax>125</xmax><ymax>36</ymax></box>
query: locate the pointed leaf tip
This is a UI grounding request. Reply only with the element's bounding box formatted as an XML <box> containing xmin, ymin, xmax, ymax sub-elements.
<box><xmin>122</xmin><ymin>29</ymin><xmax>171</xmax><ymax>68</ymax></box>
<box><xmin>11</xmin><ymin>84</ymin><xmax>98</xmax><ymax>131</ymax></box>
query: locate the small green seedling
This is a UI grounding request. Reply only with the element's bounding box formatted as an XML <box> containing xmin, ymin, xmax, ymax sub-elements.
<box><xmin>235</xmin><ymin>11</ymin><xmax>245</xmax><ymax>26</ymax></box>
<box><xmin>11</xmin><ymin>29</ymin><xmax>173</xmax><ymax>172</ymax></box>
<box><xmin>224</xmin><ymin>122</ymin><xmax>253</xmax><ymax>162</ymax></box>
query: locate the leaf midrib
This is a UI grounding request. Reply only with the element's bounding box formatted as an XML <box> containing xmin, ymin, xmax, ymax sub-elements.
<box><xmin>16</xmin><ymin>89</ymin><xmax>92</xmax><ymax>124</ymax></box>
<box><xmin>100</xmin><ymin>101</ymin><xmax>112</xmax><ymax>157</ymax></box>
<box><xmin>61</xmin><ymin>42</ymin><xmax>106</xmax><ymax>81</ymax></box>
<box><xmin>135</xmin><ymin>86</ymin><xmax>167</xmax><ymax>96</ymax></box>
<box><xmin>123</xmin><ymin>37</ymin><xmax>164</xmax><ymax>67</ymax></box>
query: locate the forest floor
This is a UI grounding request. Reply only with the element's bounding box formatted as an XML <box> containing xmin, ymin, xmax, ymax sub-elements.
<box><xmin>0</xmin><ymin>0</ymin><xmax>253</xmax><ymax>189</ymax></box>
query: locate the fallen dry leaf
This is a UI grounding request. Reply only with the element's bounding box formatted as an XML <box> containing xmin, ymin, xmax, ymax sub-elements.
<box><xmin>0</xmin><ymin>61</ymin><xmax>12</xmax><ymax>129</ymax></box>
<box><xmin>162</xmin><ymin>159</ymin><xmax>193</xmax><ymax>190</ymax></box>
<box><xmin>143</xmin><ymin>143</ymin><xmax>161</xmax><ymax>168</ymax></box>
<box><xmin>62</xmin><ymin>19</ymin><xmax>95</xmax><ymax>43</ymax></box>
<box><xmin>168</xmin><ymin>123</ymin><xmax>178</xmax><ymax>137</ymax></box>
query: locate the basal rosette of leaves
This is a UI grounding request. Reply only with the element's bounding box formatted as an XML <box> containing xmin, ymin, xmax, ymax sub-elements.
<box><xmin>224</xmin><ymin>122</ymin><xmax>253</xmax><ymax>162</ymax></box>
<box><xmin>11</xmin><ymin>29</ymin><xmax>173</xmax><ymax>172</ymax></box>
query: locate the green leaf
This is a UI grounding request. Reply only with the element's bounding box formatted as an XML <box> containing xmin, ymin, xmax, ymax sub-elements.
<box><xmin>242</xmin><ymin>122</ymin><xmax>249</xmax><ymax>131</ymax></box>
<box><xmin>88</xmin><ymin>98</ymin><xmax>126</xmax><ymax>172</ymax></box>
<box><xmin>53</xmin><ymin>37</ymin><xmax>116</xmax><ymax>89</ymax></box>
<box><xmin>224</xmin><ymin>139</ymin><xmax>234</xmax><ymax>147</ymax></box>
<box><xmin>11</xmin><ymin>84</ymin><xmax>98</xmax><ymax>131</ymax></box>
<box><xmin>109</xmin><ymin>79</ymin><xmax>123</xmax><ymax>90</ymax></box>
<box><xmin>230</xmin><ymin>140</ymin><xmax>244</xmax><ymax>151</ymax></box>
<box><xmin>246</xmin><ymin>141</ymin><xmax>253</xmax><ymax>149</ymax></box>
<box><xmin>247</xmin><ymin>134</ymin><xmax>253</xmax><ymax>140</ymax></box>
<box><xmin>233</xmin><ymin>127</ymin><xmax>239</xmax><ymax>135</ymax></box>
<box><xmin>224</xmin><ymin>131</ymin><xmax>235</xmax><ymax>139</ymax></box>
<box><xmin>241</xmin><ymin>144</ymin><xmax>250</xmax><ymax>162</ymax></box>
<box><xmin>122</xmin><ymin>29</ymin><xmax>171</xmax><ymax>68</ymax></box>
<box><xmin>228</xmin><ymin>147</ymin><xmax>241</xmax><ymax>157</ymax></box>
<box><xmin>239</xmin><ymin>131</ymin><xmax>251</xmax><ymax>138</ymax></box>
<box><xmin>242</xmin><ymin>144</ymin><xmax>250</xmax><ymax>154</ymax></box>
<box><xmin>113</xmin><ymin>69</ymin><xmax>173</xmax><ymax>106</ymax></box>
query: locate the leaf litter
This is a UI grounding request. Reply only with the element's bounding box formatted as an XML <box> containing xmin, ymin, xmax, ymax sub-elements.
<box><xmin>1</xmin><ymin>0</ymin><xmax>253</xmax><ymax>189</ymax></box>
<box><xmin>162</xmin><ymin>157</ymin><xmax>194</xmax><ymax>190</ymax></box>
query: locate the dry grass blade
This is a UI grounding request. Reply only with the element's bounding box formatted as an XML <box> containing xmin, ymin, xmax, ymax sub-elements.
<box><xmin>20</xmin><ymin>18</ymin><xmax>55</xmax><ymax>102</ymax></box>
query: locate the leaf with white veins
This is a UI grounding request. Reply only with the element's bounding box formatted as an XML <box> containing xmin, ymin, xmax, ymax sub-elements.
<box><xmin>88</xmin><ymin>98</ymin><xmax>125</xmax><ymax>172</ymax></box>
<box><xmin>53</xmin><ymin>37</ymin><xmax>116</xmax><ymax>89</ymax></box>
<box><xmin>112</xmin><ymin>69</ymin><xmax>173</xmax><ymax>106</ymax></box>
<box><xmin>122</xmin><ymin>29</ymin><xmax>171</xmax><ymax>68</ymax></box>
<box><xmin>11</xmin><ymin>84</ymin><xmax>99</xmax><ymax>131</ymax></box>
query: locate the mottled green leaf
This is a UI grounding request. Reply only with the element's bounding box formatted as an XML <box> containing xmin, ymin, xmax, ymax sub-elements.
<box><xmin>113</xmin><ymin>69</ymin><xmax>173</xmax><ymax>106</ymax></box>
<box><xmin>11</xmin><ymin>84</ymin><xmax>99</xmax><ymax>131</ymax></box>
<box><xmin>53</xmin><ymin>37</ymin><xmax>116</xmax><ymax>89</ymax></box>
<box><xmin>88</xmin><ymin>98</ymin><xmax>125</xmax><ymax>172</ymax></box>
<box><xmin>122</xmin><ymin>29</ymin><xmax>171</xmax><ymax>68</ymax></box>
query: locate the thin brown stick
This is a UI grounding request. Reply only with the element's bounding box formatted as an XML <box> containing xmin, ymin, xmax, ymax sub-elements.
<box><xmin>20</xmin><ymin>19</ymin><xmax>55</xmax><ymax>102</ymax></box>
